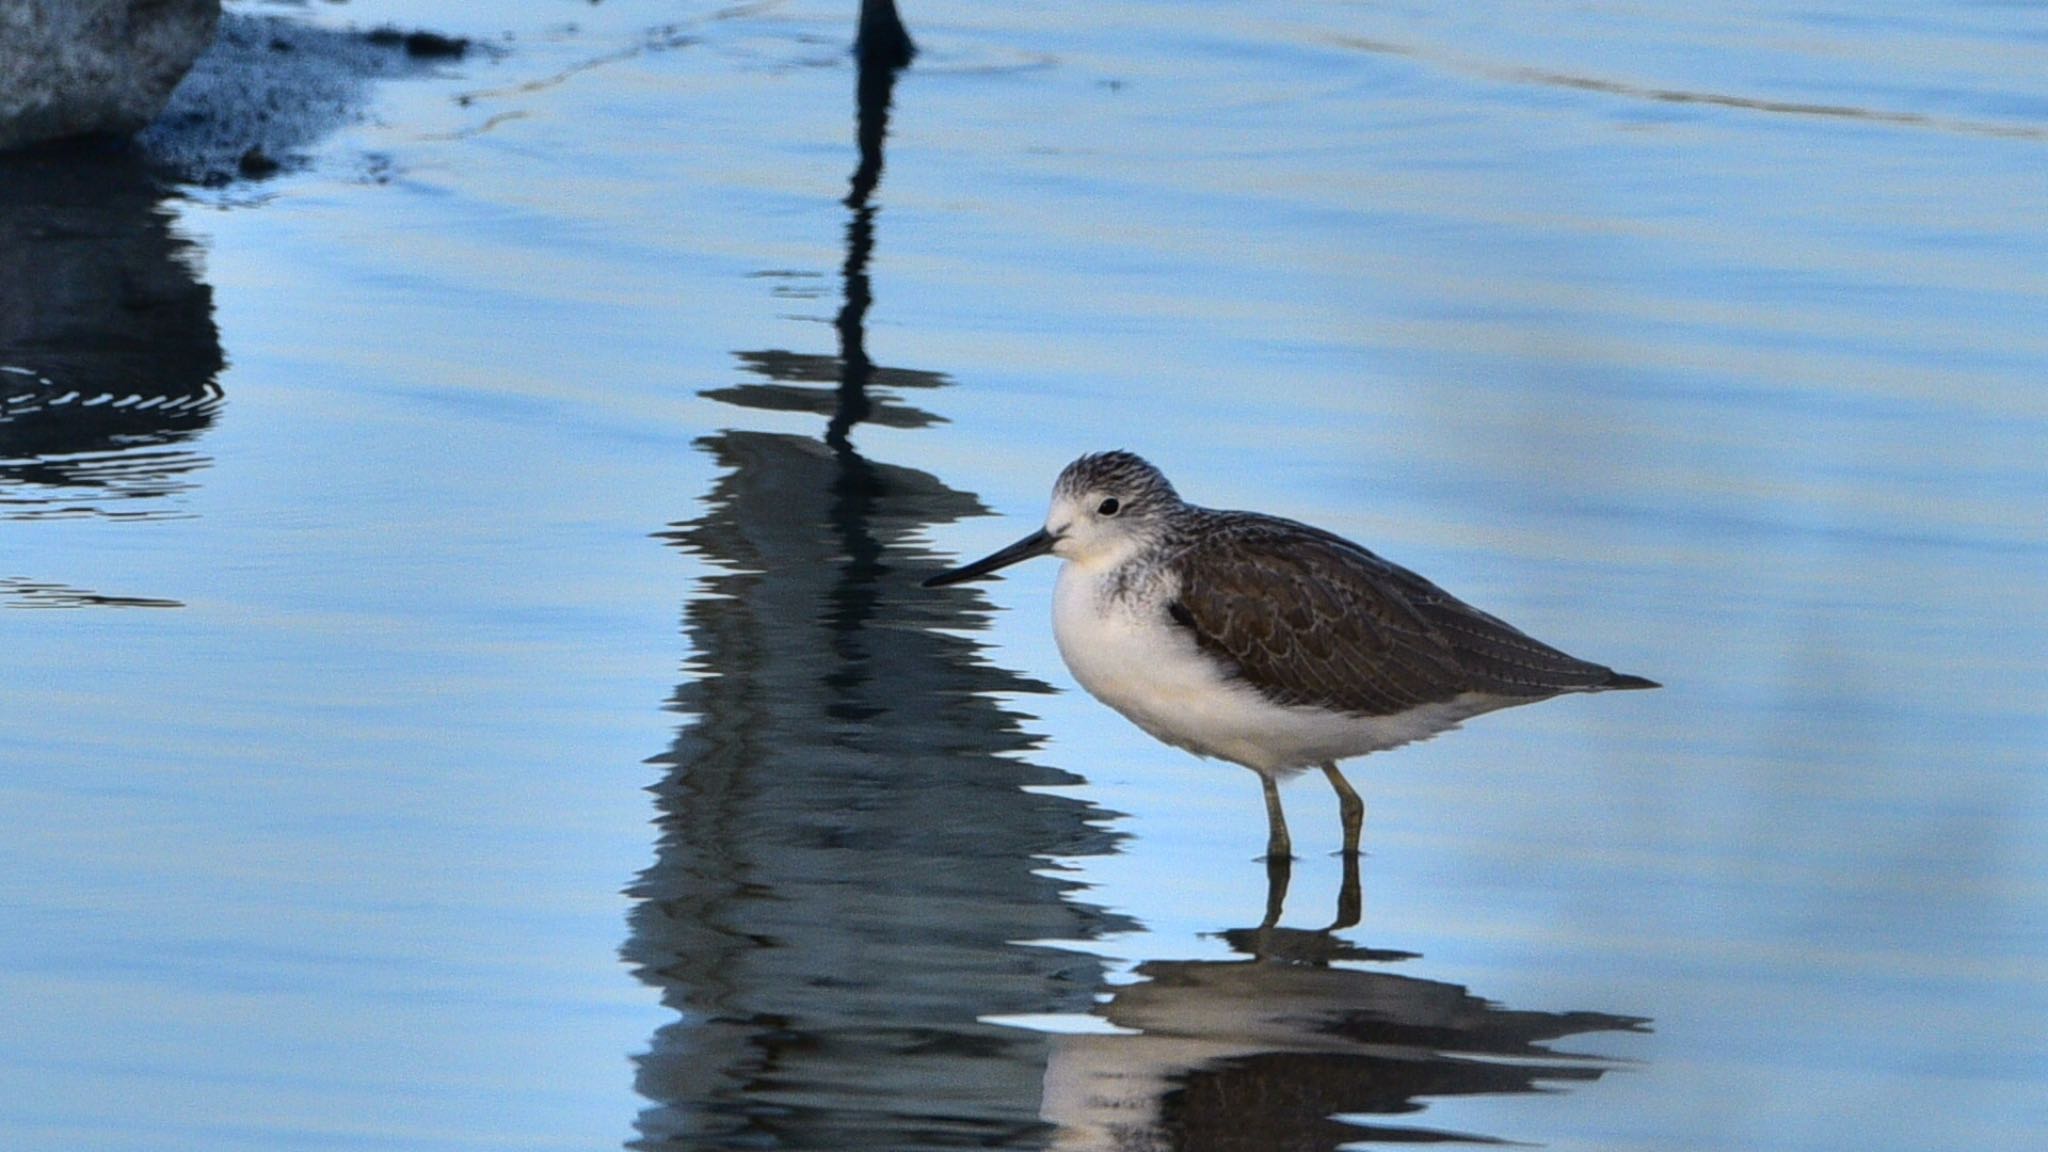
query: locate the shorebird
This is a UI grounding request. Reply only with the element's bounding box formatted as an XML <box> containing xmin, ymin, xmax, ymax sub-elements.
<box><xmin>924</xmin><ymin>451</ymin><xmax>1656</xmax><ymax>860</ymax></box>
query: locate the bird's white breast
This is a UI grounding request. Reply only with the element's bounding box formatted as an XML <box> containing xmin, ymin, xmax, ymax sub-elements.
<box><xmin>1051</xmin><ymin>558</ymin><xmax>1509</xmax><ymax>774</ymax></box>
<box><xmin>1053</xmin><ymin>559</ymin><xmax>1224</xmax><ymax>750</ymax></box>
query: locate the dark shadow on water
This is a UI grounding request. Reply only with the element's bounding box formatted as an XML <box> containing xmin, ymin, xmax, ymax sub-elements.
<box><xmin>0</xmin><ymin>146</ymin><xmax>223</xmax><ymax>524</ymax></box>
<box><xmin>1040</xmin><ymin>859</ymin><xmax>1651</xmax><ymax>1150</ymax></box>
<box><xmin>626</xmin><ymin>7</ymin><xmax>1137</xmax><ymax>1147</ymax></box>
<box><xmin>629</xmin><ymin>432</ymin><xmax>1131</xmax><ymax>1150</ymax></box>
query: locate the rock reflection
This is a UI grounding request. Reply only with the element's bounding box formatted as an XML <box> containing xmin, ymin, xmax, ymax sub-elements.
<box><xmin>1041</xmin><ymin>862</ymin><xmax>1649</xmax><ymax>1150</ymax></box>
<box><xmin>0</xmin><ymin>147</ymin><xmax>223</xmax><ymax>521</ymax></box>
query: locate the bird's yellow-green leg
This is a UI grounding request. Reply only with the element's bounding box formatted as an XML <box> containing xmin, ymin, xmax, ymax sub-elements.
<box><xmin>1322</xmin><ymin>761</ymin><xmax>1365</xmax><ymax>858</ymax></box>
<box><xmin>1259</xmin><ymin>771</ymin><xmax>1293</xmax><ymax>861</ymax></box>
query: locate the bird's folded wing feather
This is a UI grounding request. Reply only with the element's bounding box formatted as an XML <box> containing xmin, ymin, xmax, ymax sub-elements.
<box><xmin>1167</xmin><ymin>519</ymin><xmax>1471</xmax><ymax>716</ymax></box>
<box><xmin>1168</xmin><ymin>515</ymin><xmax>1619</xmax><ymax>714</ymax></box>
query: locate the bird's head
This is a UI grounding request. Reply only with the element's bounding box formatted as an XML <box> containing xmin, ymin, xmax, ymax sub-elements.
<box><xmin>1043</xmin><ymin>450</ymin><xmax>1179</xmax><ymax>567</ymax></box>
<box><xmin>922</xmin><ymin>450</ymin><xmax>1180</xmax><ymax>586</ymax></box>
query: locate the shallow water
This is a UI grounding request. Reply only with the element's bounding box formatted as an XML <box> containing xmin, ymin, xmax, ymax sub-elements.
<box><xmin>3</xmin><ymin>1</ymin><xmax>2044</xmax><ymax>1149</ymax></box>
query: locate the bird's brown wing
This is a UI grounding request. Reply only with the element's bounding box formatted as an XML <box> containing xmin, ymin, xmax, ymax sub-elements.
<box><xmin>1166</xmin><ymin>514</ymin><xmax>1623</xmax><ymax>716</ymax></box>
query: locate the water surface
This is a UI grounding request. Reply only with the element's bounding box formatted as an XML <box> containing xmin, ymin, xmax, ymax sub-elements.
<box><xmin>3</xmin><ymin>1</ymin><xmax>2044</xmax><ymax>1149</ymax></box>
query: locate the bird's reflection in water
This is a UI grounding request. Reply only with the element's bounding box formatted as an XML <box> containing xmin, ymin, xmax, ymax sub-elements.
<box><xmin>1039</xmin><ymin>860</ymin><xmax>1650</xmax><ymax>1151</ymax></box>
<box><xmin>626</xmin><ymin>6</ymin><xmax>1133</xmax><ymax>1146</ymax></box>
<box><xmin>0</xmin><ymin>146</ymin><xmax>223</xmax><ymax>524</ymax></box>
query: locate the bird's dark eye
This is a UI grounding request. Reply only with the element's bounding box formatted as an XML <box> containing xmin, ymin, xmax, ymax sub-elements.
<box><xmin>1097</xmin><ymin>497</ymin><xmax>1121</xmax><ymax>516</ymax></box>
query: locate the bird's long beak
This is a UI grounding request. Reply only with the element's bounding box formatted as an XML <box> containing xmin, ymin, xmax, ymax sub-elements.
<box><xmin>922</xmin><ymin>528</ymin><xmax>1057</xmax><ymax>587</ymax></box>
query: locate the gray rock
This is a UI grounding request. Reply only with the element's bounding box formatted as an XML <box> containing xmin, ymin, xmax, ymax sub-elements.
<box><xmin>0</xmin><ymin>0</ymin><xmax>222</xmax><ymax>152</ymax></box>
<box><xmin>137</xmin><ymin>12</ymin><xmax>470</xmax><ymax>186</ymax></box>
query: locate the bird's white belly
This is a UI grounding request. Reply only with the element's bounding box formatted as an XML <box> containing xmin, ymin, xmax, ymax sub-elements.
<box><xmin>1052</xmin><ymin>563</ymin><xmax>1501</xmax><ymax>774</ymax></box>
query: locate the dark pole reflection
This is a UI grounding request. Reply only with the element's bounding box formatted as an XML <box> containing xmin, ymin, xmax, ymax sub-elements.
<box><xmin>629</xmin><ymin>435</ymin><xmax>1129</xmax><ymax>1149</ymax></box>
<box><xmin>0</xmin><ymin>146</ymin><xmax>224</xmax><ymax>524</ymax></box>
<box><xmin>626</xmin><ymin>7</ymin><xmax>1133</xmax><ymax>1147</ymax></box>
<box><xmin>1043</xmin><ymin>863</ymin><xmax>1651</xmax><ymax>1150</ymax></box>
<box><xmin>827</xmin><ymin>0</ymin><xmax>915</xmax><ymax>450</ymax></box>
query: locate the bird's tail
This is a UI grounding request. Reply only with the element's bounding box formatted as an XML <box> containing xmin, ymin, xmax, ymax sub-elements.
<box><xmin>1599</xmin><ymin>670</ymin><xmax>1661</xmax><ymax>690</ymax></box>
